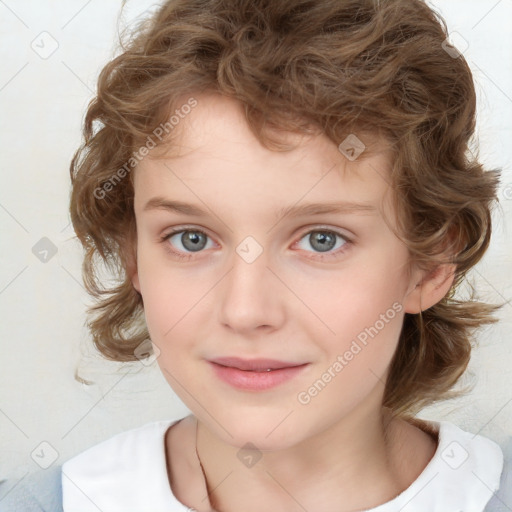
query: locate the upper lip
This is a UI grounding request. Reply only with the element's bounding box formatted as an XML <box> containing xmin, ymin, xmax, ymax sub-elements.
<box><xmin>209</xmin><ymin>357</ymin><xmax>308</xmax><ymax>371</ymax></box>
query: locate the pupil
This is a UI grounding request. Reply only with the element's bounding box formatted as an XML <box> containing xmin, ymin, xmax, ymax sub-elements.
<box><xmin>183</xmin><ymin>232</ymin><xmax>206</xmax><ymax>252</ymax></box>
<box><xmin>312</xmin><ymin>231</ymin><xmax>335</xmax><ymax>252</ymax></box>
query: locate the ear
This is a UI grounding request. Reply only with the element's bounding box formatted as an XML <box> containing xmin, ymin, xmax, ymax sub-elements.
<box><xmin>128</xmin><ymin>254</ymin><xmax>141</xmax><ymax>294</ymax></box>
<box><xmin>402</xmin><ymin>262</ymin><xmax>456</xmax><ymax>314</ymax></box>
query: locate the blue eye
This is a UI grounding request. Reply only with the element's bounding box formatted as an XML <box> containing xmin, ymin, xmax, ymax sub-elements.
<box><xmin>294</xmin><ymin>229</ymin><xmax>350</xmax><ymax>258</ymax></box>
<box><xmin>160</xmin><ymin>227</ymin><xmax>351</xmax><ymax>261</ymax></box>
<box><xmin>161</xmin><ymin>228</ymin><xmax>214</xmax><ymax>260</ymax></box>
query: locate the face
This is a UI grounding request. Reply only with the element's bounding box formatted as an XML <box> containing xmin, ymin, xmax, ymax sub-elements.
<box><xmin>131</xmin><ymin>93</ymin><xmax>422</xmax><ymax>450</ymax></box>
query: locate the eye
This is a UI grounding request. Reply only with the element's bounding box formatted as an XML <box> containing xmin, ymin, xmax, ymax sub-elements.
<box><xmin>161</xmin><ymin>228</ymin><xmax>215</xmax><ymax>260</ymax></box>
<box><xmin>293</xmin><ymin>228</ymin><xmax>350</xmax><ymax>259</ymax></box>
<box><xmin>160</xmin><ymin>226</ymin><xmax>352</xmax><ymax>261</ymax></box>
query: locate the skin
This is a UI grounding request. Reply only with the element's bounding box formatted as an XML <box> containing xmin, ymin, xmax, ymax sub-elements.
<box><xmin>129</xmin><ymin>92</ymin><xmax>456</xmax><ymax>511</ymax></box>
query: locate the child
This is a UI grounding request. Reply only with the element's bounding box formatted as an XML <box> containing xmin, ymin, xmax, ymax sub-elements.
<box><xmin>2</xmin><ymin>0</ymin><xmax>511</xmax><ymax>510</ymax></box>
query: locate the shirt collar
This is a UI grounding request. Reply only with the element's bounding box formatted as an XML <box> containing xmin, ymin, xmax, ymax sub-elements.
<box><xmin>61</xmin><ymin>418</ymin><xmax>504</xmax><ymax>512</ymax></box>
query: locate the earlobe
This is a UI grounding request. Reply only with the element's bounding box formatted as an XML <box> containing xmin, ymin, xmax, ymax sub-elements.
<box><xmin>131</xmin><ymin>271</ymin><xmax>141</xmax><ymax>294</ymax></box>
<box><xmin>126</xmin><ymin>252</ymin><xmax>141</xmax><ymax>294</ymax></box>
<box><xmin>403</xmin><ymin>263</ymin><xmax>456</xmax><ymax>314</ymax></box>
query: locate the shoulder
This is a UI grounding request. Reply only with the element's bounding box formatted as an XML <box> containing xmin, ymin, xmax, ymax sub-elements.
<box><xmin>61</xmin><ymin>419</ymin><xmax>184</xmax><ymax>511</ymax></box>
<box><xmin>395</xmin><ymin>418</ymin><xmax>508</xmax><ymax>511</ymax></box>
<box><xmin>484</xmin><ymin>435</ymin><xmax>512</xmax><ymax>512</ymax></box>
<box><xmin>0</xmin><ymin>464</ymin><xmax>63</xmax><ymax>512</ymax></box>
<box><xmin>0</xmin><ymin>419</ymin><xmax>183</xmax><ymax>512</ymax></box>
<box><xmin>62</xmin><ymin>419</ymin><xmax>176</xmax><ymax>475</ymax></box>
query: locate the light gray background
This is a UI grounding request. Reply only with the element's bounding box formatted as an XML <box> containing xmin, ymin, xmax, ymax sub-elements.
<box><xmin>0</xmin><ymin>0</ymin><xmax>511</xmax><ymax>481</ymax></box>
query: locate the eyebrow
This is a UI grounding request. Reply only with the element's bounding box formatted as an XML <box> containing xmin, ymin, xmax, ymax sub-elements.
<box><xmin>143</xmin><ymin>197</ymin><xmax>377</xmax><ymax>218</ymax></box>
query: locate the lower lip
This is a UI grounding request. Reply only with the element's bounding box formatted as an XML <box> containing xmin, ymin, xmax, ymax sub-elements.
<box><xmin>209</xmin><ymin>362</ymin><xmax>309</xmax><ymax>391</ymax></box>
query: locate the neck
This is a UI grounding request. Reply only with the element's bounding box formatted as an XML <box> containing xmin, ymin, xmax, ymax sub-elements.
<box><xmin>193</xmin><ymin>406</ymin><xmax>423</xmax><ymax>512</ymax></box>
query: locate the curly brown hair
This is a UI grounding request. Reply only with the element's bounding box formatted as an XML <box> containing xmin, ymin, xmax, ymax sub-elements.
<box><xmin>69</xmin><ymin>0</ymin><xmax>506</xmax><ymax>419</ymax></box>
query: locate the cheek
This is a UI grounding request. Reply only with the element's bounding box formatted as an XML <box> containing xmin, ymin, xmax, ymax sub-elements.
<box><xmin>141</xmin><ymin>281</ymin><xmax>196</xmax><ymax>343</ymax></box>
<box><xmin>136</xmin><ymin>252</ymin><xmax>198</xmax><ymax>343</ymax></box>
<box><xmin>289</xmin><ymin>251</ymin><xmax>409</xmax><ymax>392</ymax></box>
<box><xmin>295</xmin><ymin>253</ymin><xmax>407</xmax><ymax>337</ymax></box>
<box><xmin>293</xmin><ymin>268</ymin><xmax>406</xmax><ymax>416</ymax></box>
<box><xmin>141</xmin><ymin>281</ymin><xmax>200</xmax><ymax>386</ymax></box>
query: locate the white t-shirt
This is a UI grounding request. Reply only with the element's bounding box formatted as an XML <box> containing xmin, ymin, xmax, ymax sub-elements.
<box><xmin>61</xmin><ymin>418</ymin><xmax>504</xmax><ymax>512</ymax></box>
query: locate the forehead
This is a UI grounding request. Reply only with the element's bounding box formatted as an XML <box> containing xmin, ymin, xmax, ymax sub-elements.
<box><xmin>134</xmin><ymin>93</ymin><xmax>395</xmax><ymax>219</ymax></box>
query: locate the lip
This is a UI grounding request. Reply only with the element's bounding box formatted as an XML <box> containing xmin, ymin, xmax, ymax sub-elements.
<box><xmin>209</xmin><ymin>357</ymin><xmax>308</xmax><ymax>371</ymax></box>
<box><xmin>208</xmin><ymin>358</ymin><xmax>310</xmax><ymax>391</ymax></box>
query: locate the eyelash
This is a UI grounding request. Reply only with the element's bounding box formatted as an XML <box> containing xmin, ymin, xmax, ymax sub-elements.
<box><xmin>159</xmin><ymin>226</ymin><xmax>352</xmax><ymax>262</ymax></box>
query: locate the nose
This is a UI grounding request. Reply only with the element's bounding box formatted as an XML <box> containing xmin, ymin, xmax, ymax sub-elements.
<box><xmin>216</xmin><ymin>244</ymin><xmax>285</xmax><ymax>335</ymax></box>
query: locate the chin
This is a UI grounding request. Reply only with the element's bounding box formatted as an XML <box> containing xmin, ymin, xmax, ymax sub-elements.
<box><xmin>200</xmin><ymin>408</ymin><xmax>309</xmax><ymax>450</ymax></box>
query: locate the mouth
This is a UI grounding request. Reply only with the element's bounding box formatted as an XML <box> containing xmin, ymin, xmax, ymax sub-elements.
<box><xmin>208</xmin><ymin>357</ymin><xmax>310</xmax><ymax>391</ymax></box>
<box><xmin>209</xmin><ymin>356</ymin><xmax>309</xmax><ymax>372</ymax></box>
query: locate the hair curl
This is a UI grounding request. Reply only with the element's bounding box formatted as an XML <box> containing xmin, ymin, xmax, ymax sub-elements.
<box><xmin>69</xmin><ymin>0</ymin><xmax>506</xmax><ymax>419</ymax></box>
